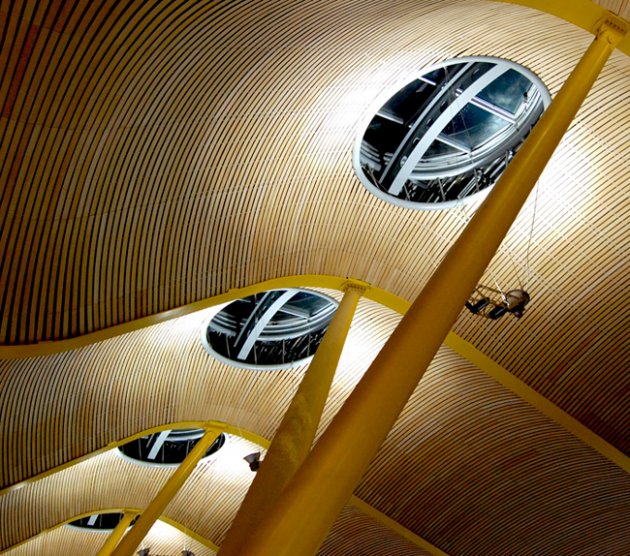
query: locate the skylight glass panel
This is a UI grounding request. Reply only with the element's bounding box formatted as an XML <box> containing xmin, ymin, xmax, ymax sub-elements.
<box><xmin>354</xmin><ymin>56</ymin><xmax>550</xmax><ymax>209</ymax></box>
<box><xmin>202</xmin><ymin>289</ymin><xmax>338</xmax><ymax>370</ymax></box>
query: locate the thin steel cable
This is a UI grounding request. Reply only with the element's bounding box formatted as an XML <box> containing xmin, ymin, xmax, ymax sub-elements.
<box><xmin>524</xmin><ymin>182</ymin><xmax>540</xmax><ymax>288</ymax></box>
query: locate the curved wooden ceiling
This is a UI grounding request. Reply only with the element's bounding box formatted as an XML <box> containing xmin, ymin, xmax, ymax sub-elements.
<box><xmin>4</xmin><ymin>519</ymin><xmax>215</xmax><ymax>556</ymax></box>
<box><xmin>2</xmin><ymin>295</ymin><xmax>629</xmax><ymax>554</ymax></box>
<box><xmin>1</xmin><ymin>0</ymin><xmax>629</xmax><ymax>555</ymax></box>
<box><xmin>595</xmin><ymin>0</ymin><xmax>630</xmax><ymax>18</ymax></box>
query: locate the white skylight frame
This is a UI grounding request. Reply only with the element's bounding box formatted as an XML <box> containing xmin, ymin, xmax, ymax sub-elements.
<box><xmin>201</xmin><ymin>289</ymin><xmax>339</xmax><ymax>371</ymax></box>
<box><xmin>353</xmin><ymin>56</ymin><xmax>551</xmax><ymax>210</ymax></box>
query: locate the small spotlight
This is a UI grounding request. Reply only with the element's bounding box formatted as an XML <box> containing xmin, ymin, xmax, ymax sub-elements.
<box><xmin>466</xmin><ymin>286</ymin><xmax>530</xmax><ymax>321</ymax></box>
<box><xmin>244</xmin><ymin>452</ymin><xmax>261</xmax><ymax>472</ymax></box>
<box><xmin>487</xmin><ymin>305</ymin><xmax>508</xmax><ymax>320</ymax></box>
<box><xmin>465</xmin><ymin>297</ymin><xmax>490</xmax><ymax>314</ymax></box>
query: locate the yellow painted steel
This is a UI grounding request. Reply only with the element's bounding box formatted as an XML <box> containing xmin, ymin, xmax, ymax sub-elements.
<box><xmin>0</xmin><ymin>276</ymin><xmax>387</xmax><ymax>360</ymax></box>
<box><xmin>110</xmin><ymin>430</ymin><xmax>220</xmax><ymax>556</ymax></box>
<box><xmin>2</xmin><ymin>289</ymin><xmax>627</xmax><ymax>494</ymax></box>
<box><xmin>0</xmin><ymin>508</ymin><xmax>220</xmax><ymax>555</ymax></box>
<box><xmin>495</xmin><ymin>1</ymin><xmax>630</xmax><ymax>56</ymax></box>
<box><xmin>0</xmin><ymin>424</ymin><xmax>452</xmax><ymax>556</ymax></box>
<box><xmin>218</xmin><ymin>282</ymin><xmax>366</xmax><ymax>556</ymax></box>
<box><xmin>96</xmin><ymin>511</ymin><xmax>137</xmax><ymax>556</ymax></box>
<box><xmin>0</xmin><ymin>421</ymin><xmax>266</xmax><ymax>497</ymax></box>
<box><xmin>235</xmin><ymin>22</ymin><xmax>626</xmax><ymax>556</ymax></box>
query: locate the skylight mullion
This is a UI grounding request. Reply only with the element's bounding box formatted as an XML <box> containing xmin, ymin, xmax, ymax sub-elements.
<box><xmin>467</xmin><ymin>95</ymin><xmax>516</xmax><ymax>123</ymax></box>
<box><xmin>375</xmin><ymin>109</ymin><xmax>404</xmax><ymax>124</ymax></box>
<box><xmin>147</xmin><ymin>430</ymin><xmax>172</xmax><ymax>460</ymax></box>
<box><xmin>435</xmin><ymin>133</ymin><xmax>472</xmax><ymax>153</ymax></box>
<box><xmin>277</xmin><ymin>303</ymin><xmax>311</xmax><ymax>318</ymax></box>
<box><xmin>388</xmin><ymin>63</ymin><xmax>510</xmax><ymax>195</ymax></box>
<box><xmin>380</xmin><ymin>62</ymin><xmax>475</xmax><ymax>186</ymax></box>
<box><xmin>235</xmin><ymin>290</ymin><xmax>297</xmax><ymax>360</ymax></box>
<box><xmin>418</xmin><ymin>76</ymin><xmax>437</xmax><ymax>86</ymax></box>
<box><xmin>355</xmin><ymin>57</ymin><xmax>550</xmax><ymax>208</ymax></box>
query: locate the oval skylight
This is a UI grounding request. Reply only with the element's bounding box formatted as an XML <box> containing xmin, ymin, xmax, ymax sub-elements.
<box><xmin>68</xmin><ymin>513</ymin><xmax>138</xmax><ymax>531</ymax></box>
<box><xmin>354</xmin><ymin>57</ymin><xmax>550</xmax><ymax>209</ymax></box>
<box><xmin>202</xmin><ymin>289</ymin><xmax>338</xmax><ymax>370</ymax></box>
<box><xmin>118</xmin><ymin>428</ymin><xmax>226</xmax><ymax>466</ymax></box>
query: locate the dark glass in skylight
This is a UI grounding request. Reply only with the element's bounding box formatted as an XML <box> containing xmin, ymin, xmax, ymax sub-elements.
<box><xmin>118</xmin><ymin>429</ymin><xmax>225</xmax><ymax>465</ymax></box>
<box><xmin>354</xmin><ymin>57</ymin><xmax>550</xmax><ymax>209</ymax></box>
<box><xmin>203</xmin><ymin>289</ymin><xmax>338</xmax><ymax>370</ymax></box>
<box><xmin>68</xmin><ymin>513</ymin><xmax>138</xmax><ymax>531</ymax></box>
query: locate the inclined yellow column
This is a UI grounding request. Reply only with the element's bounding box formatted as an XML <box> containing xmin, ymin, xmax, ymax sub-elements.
<box><xmin>110</xmin><ymin>429</ymin><xmax>220</xmax><ymax>556</ymax></box>
<box><xmin>96</xmin><ymin>511</ymin><xmax>137</xmax><ymax>556</ymax></box>
<box><xmin>236</xmin><ymin>18</ymin><xmax>627</xmax><ymax>556</ymax></box>
<box><xmin>218</xmin><ymin>282</ymin><xmax>366</xmax><ymax>556</ymax></box>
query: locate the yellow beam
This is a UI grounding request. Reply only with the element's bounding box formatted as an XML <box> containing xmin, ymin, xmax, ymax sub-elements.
<box><xmin>349</xmin><ymin>497</ymin><xmax>450</xmax><ymax>556</ymax></box>
<box><xmin>96</xmin><ymin>511</ymin><xmax>137</xmax><ymax>556</ymax></box>
<box><xmin>233</xmin><ymin>22</ymin><xmax>625</xmax><ymax>556</ymax></box>
<box><xmin>0</xmin><ymin>420</ymin><xmax>266</xmax><ymax>497</ymax></box>
<box><xmin>0</xmin><ymin>423</ymin><xmax>448</xmax><ymax>556</ymax></box>
<box><xmin>444</xmin><ymin>333</ymin><xmax>630</xmax><ymax>474</ymax></box>
<box><xmin>0</xmin><ymin>501</ymin><xmax>448</xmax><ymax>556</ymax></box>
<box><xmin>218</xmin><ymin>282</ymin><xmax>365</xmax><ymax>556</ymax></box>
<box><xmin>0</xmin><ymin>276</ymin><xmax>391</xmax><ymax>360</ymax></box>
<box><xmin>0</xmin><ymin>508</ymin><xmax>219</xmax><ymax>555</ymax></box>
<box><xmin>2</xmin><ymin>271</ymin><xmax>626</xmax><ymax>478</ymax></box>
<box><xmin>2</xmin><ymin>274</ymin><xmax>627</xmax><ymax>481</ymax></box>
<box><xmin>110</xmin><ymin>430</ymin><xmax>220</xmax><ymax>556</ymax></box>
<box><xmin>495</xmin><ymin>0</ymin><xmax>630</xmax><ymax>56</ymax></box>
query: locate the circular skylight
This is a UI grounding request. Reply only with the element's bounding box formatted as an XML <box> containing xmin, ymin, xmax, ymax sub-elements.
<box><xmin>118</xmin><ymin>428</ymin><xmax>226</xmax><ymax>466</ymax></box>
<box><xmin>354</xmin><ymin>57</ymin><xmax>550</xmax><ymax>209</ymax></box>
<box><xmin>68</xmin><ymin>513</ymin><xmax>138</xmax><ymax>531</ymax></box>
<box><xmin>202</xmin><ymin>289</ymin><xmax>338</xmax><ymax>370</ymax></box>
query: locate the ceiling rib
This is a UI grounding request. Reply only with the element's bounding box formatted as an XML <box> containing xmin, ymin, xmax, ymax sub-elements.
<box><xmin>444</xmin><ymin>333</ymin><xmax>630</xmax><ymax>474</ymax></box>
<box><xmin>2</xmin><ymin>274</ymin><xmax>626</xmax><ymax>474</ymax></box>
<box><xmin>0</xmin><ymin>420</ymin><xmax>442</xmax><ymax>556</ymax></box>
<box><xmin>0</xmin><ymin>508</ymin><xmax>219</xmax><ymax>555</ymax></box>
<box><xmin>349</xmin><ymin>497</ymin><xmax>450</xmax><ymax>556</ymax></box>
<box><xmin>495</xmin><ymin>0</ymin><xmax>630</xmax><ymax>56</ymax></box>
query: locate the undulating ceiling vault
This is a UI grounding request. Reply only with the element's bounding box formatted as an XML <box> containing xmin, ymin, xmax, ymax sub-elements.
<box><xmin>1</xmin><ymin>0</ymin><xmax>628</xmax><ymax>554</ymax></box>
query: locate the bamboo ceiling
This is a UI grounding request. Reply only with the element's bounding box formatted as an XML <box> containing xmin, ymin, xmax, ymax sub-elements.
<box><xmin>4</xmin><ymin>520</ymin><xmax>216</xmax><ymax>556</ymax></box>
<box><xmin>592</xmin><ymin>0</ymin><xmax>630</xmax><ymax>19</ymax></box>
<box><xmin>1</xmin><ymin>0</ymin><xmax>629</xmax><ymax>555</ymax></box>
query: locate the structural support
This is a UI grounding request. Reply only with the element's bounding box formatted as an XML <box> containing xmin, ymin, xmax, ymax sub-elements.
<box><xmin>235</xmin><ymin>20</ymin><xmax>627</xmax><ymax>556</ymax></box>
<box><xmin>96</xmin><ymin>512</ymin><xmax>137</xmax><ymax>556</ymax></box>
<box><xmin>110</xmin><ymin>430</ymin><xmax>220</xmax><ymax>556</ymax></box>
<box><xmin>218</xmin><ymin>282</ymin><xmax>366</xmax><ymax>556</ymax></box>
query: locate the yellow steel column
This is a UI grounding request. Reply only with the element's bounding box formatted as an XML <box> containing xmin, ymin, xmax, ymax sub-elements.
<box><xmin>96</xmin><ymin>511</ymin><xmax>137</xmax><ymax>556</ymax></box>
<box><xmin>110</xmin><ymin>429</ymin><xmax>220</xmax><ymax>556</ymax></box>
<box><xmin>218</xmin><ymin>282</ymin><xmax>366</xmax><ymax>556</ymax></box>
<box><xmin>237</xmin><ymin>17</ymin><xmax>627</xmax><ymax>556</ymax></box>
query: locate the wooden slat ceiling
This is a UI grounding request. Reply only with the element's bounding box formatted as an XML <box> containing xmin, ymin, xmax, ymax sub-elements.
<box><xmin>0</xmin><ymin>294</ymin><xmax>386</xmax><ymax>488</ymax></box>
<box><xmin>0</xmin><ymin>437</ymin><xmax>434</xmax><ymax>556</ymax></box>
<box><xmin>0</xmin><ymin>438</ymin><xmax>258</xmax><ymax>551</ymax></box>
<box><xmin>0</xmin><ymin>0</ymin><xmax>628</xmax><ymax>455</ymax></box>
<box><xmin>319</xmin><ymin>506</ymin><xmax>434</xmax><ymax>556</ymax></box>
<box><xmin>595</xmin><ymin>0</ymin><xmax>630</xmax><ymax>19</ymax></box>
<box><xmin>3</xmin><ymin>507</ymin><xmax>437</xmax><ymax>556</ymax></box>
<box><xmin>5</xmin><ymin>510</ymin><xmax>439</xmax><ymax>556</ymax></box>
<box><xmin>4</xmin><ymin>519</ymin><xmax>216</xmax><ymax>556</ymax></box>
<box><xmin>1</xmin><ymin>298</ymin><xmax>629</xmax><ymax>554</ymax></box>
<box><xmin>0</xmin><ymin>0</ymin><xmax>629</xmax><ymax>554</ymax></box>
